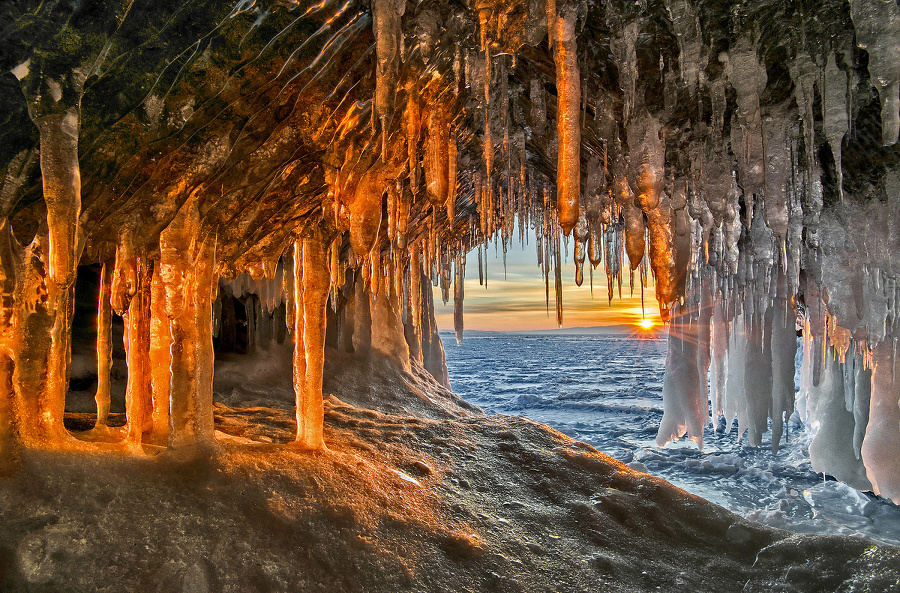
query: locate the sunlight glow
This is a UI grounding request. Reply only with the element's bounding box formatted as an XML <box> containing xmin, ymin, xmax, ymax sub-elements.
<box><xmin>638</xmin><ymin>318</ymin><xmax>655</xmax><ymax>330</ymax></box>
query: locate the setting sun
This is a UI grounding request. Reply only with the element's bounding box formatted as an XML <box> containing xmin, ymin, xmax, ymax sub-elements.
<box><xmin>638</xmin><ymin>318</ymin><xmax>655</xmax><ymax>330</ymax></box>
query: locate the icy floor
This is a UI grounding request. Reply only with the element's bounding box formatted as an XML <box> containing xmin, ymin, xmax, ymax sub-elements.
<box><xmin>442</xmin><ymin>331</ymin><xmax>900</xmax><ymax>547</ymax></box>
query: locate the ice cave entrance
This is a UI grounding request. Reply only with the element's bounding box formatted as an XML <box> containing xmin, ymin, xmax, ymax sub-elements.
<box><xmin>434</xmin><ymin>238</ymin><xmax>900</xmax><ymax>547</ymax></box>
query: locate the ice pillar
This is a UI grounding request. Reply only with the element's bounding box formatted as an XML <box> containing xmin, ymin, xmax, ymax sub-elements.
<box><xmin>293</xmin><ymin>236</ymin><xmax>330</xmax><ymax>450</ymax></box>
<box><xmin>161</xmin><ymin>202</ymin><xmax>217</xmax><ymax>449</ymax></box>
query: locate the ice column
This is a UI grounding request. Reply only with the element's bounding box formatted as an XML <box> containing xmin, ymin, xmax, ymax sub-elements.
<box><xmin>293</xmin><ymin>237</ymin><xmax>330</xmax><ymax>450</ymax></box>
<box><xmin>20</xmin><ymin>71</ymin><xmax>84</xmax><ymax>444</ymax></box>
<box><xmin>657</xmin><ymin>302</ymin><xmax>708</xmax><ymax>448</ymax></box>
<box><xmin>861</xmin><ymin>343</ymin><xmax>900</xmax><ymax>503</ymax></box>
<box><xmin>94</xmin><ymin>261</ymin><xmax>113</xmax><ymax>428</ymax></box>
<box><xmin>160</xmin><ymin>202</ymin><xmax>218</xmax><ymax>449</ymax></box>
<box><xmin>0</xmin><ymin>220</ymin><xmax>18</xmax><ymax>467</ymax></box>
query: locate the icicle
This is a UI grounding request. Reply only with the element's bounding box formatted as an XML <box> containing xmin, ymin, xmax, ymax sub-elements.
<box><xmin>424</xmin><ymin>107</ymin><xmax>450</xmax><ymax>205</ymax></box>
<box><xmin>453</xmin><ymin>252</ymin><xmax>465</xmax><ymax>345</ymax></box>
<box><xmin>573</xmin><ymin>213</ymin><xmax>587</xmax><ymax>286</ymax></box>
<box><xmin>406</xmin><ymin>81</ymin><xmax>421</xmax><ymax>189</ymax></box>
<box><xmin>349</xmin><ymin>168</ymin><xmax>385</xmax><ymax>262</ymax></box>
<box><xmin>372</xmin><ymin>0</ymin><xmax>405</xmax><ymax>153</ymax></box>
<box><xmin>554</xmin><ymin>231</ymin><xmax>563</xmax><ymax>326</ymax></box>
<box><xmin>623</xmin><ymin>202</ymin><xmax>645</xmax><ymax>272</ymax></box>
<box><xmin>447</xmin><ymin>128</ymin><xmax>458</xmax><ymax>221</ymax></box>
<box><xmin>554</xmin><ymin>3</ymin><xmax>581</xmax><ymax>235</ymax></box>
<box><xmin>823</xmin><ymin>53</ymin><xmax>849</xmax><ymax>201</ymax></box>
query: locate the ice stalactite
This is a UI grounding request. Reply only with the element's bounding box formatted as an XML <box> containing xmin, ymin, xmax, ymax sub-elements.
<box><xmin>726</xmin><ymin>37</ymin><xmax>766</xmax><ymax>201</ymax></box>
<box><xmin>849</xmin><ymin>0</ymin><xmax>900</xmax><ymax>145</ymax></box>
<box><xmin>823</xmin><ymin>53</ymin><xmax>849</xmax><ymax>202</ymax></box>
<box><xmin>372</xmin><ymin>0</ymin><xmax>405</xmax><ymax>156</ymax></box>
<box><xmin>664</xmin><ymin>0</ymin><xmax>704</xmax><ymax>97</ymax></box>
<box><xmin>453</xmin><ymin>252</ymin><xmax>465</xmax><ymax>345</ymax></box>
<box><xmin>553</xmin><ymin>2</ymin><xmax>580</xmax><ymax>235</ymax></box>
<box><xmin>293</xmin><ymin>236</ymin><xmax>330</xmax><ymax>450</ymax></box>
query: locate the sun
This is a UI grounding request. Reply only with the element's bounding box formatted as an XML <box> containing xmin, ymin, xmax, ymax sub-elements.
<box><xmin>637</xmin><ymin>318</ymin><xmax>655</xmax><ymax>330</ymax></box>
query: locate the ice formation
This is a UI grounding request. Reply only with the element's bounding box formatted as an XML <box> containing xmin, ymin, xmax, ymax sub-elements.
<box><xmin>0</xmin><ymin>0</ymin><xmax>899</xmax><ymax>508</ymax></box>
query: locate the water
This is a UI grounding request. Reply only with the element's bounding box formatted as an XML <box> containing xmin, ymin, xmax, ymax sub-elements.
<box><xmin>442</xmin><ymin>331</ymin><xmax>900</xmax><ymax>547</ymax></box>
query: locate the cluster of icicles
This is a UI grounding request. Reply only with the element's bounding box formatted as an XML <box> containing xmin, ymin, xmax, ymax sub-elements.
<box><xmin>369</xmin><ymin>0</ymin><xmax>900</xmax><ymax>507</ymax></box>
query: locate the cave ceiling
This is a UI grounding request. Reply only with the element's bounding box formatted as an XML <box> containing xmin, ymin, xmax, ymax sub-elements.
<box><xmin>2</xmin><ymin>0</ymin><xmax>894</xmax><ymax>304</ymax></box>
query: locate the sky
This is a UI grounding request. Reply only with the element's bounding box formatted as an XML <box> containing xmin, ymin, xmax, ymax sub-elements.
<box><xmin>433</xmin><ymin>233</ymin><xmax>663</xmax><ymax>332</ymax></box>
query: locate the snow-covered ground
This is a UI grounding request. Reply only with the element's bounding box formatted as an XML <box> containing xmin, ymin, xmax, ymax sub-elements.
<box><xmin>442</xmin><ymin>331</ymin><xmax>900</xmax><ymax>547</ymax></box>
<box><xmin>25</xmin><ymin>345</ymin><xmax>896</xmax><ymax>591</ymax></box>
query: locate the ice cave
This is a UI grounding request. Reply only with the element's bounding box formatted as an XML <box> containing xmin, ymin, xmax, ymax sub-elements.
<box><xmin>2</xmin><ymin>0</ymin><xmax>900</xmax><ymax>590</ymax></box>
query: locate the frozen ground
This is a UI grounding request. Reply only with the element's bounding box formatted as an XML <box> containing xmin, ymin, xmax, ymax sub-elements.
<box><xmin>442</xmin><ymin>331</ymin><xmax>900</xmax><ymax>547</ymax></box>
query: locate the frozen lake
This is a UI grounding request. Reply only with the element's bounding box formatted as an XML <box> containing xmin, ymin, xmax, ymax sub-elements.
<box><xmin>442</xmin><ymin>331</ymin><xmax>900</xmax><ymax>547</ymax></box>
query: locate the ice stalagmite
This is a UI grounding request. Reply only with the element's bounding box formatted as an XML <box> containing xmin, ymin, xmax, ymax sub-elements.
<box><xmin>293</xmin><ymin>237</ymin><xmax>330</xmax><ymax>450</ymax></box>
<box><xmin>849</xmin><ymin>0</ymin><xmax>900</xmax><ymax>145</ymax></box>
<box><xmin>657</xmin><ymin>302</ymin><xmax>707</xmax><ymax>448</ymax></box>
<box><xmin>554</xmin><ymin>2</ymin><xmax>580</xmax><ymax>235</ymax></box>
